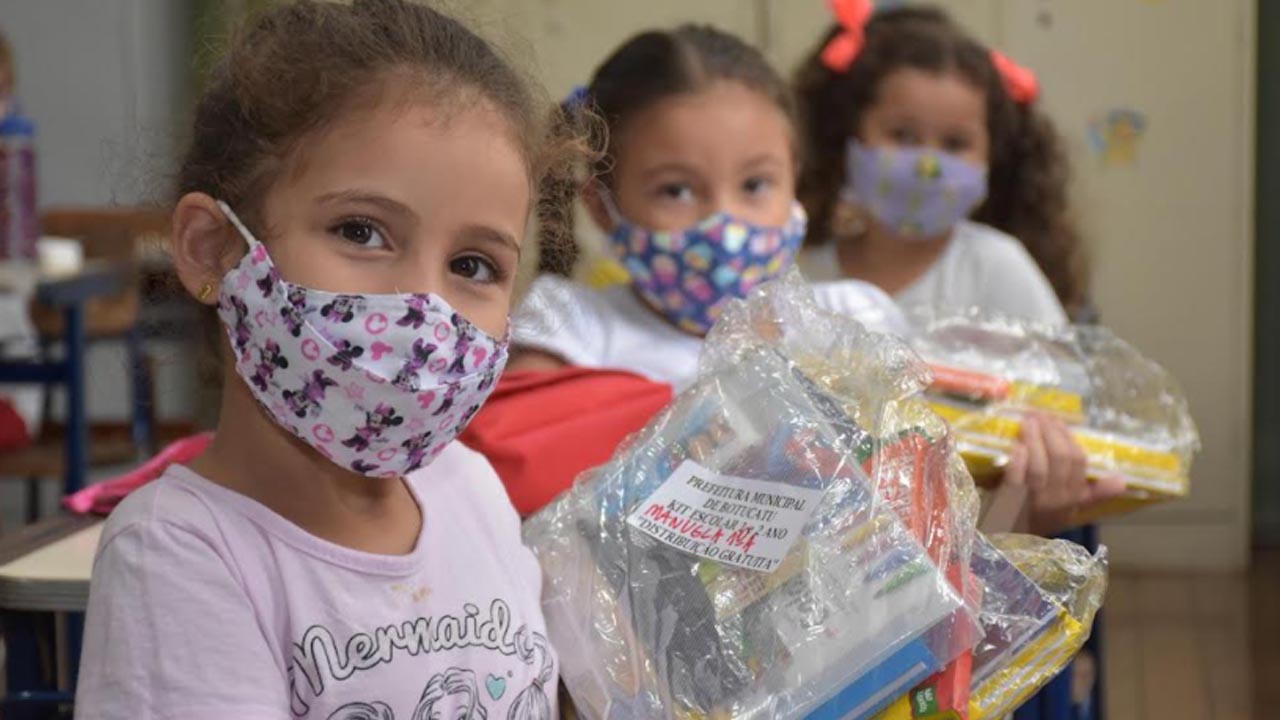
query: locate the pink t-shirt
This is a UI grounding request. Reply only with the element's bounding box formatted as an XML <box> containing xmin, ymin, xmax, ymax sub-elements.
<box><xmin>75</xmin><ymin>442</ymin><xmax>557</xmax><ymax>720</ymax></box>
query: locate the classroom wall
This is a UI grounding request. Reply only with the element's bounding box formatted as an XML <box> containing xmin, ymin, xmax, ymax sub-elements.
<box><xmin>479</xmin><ymin>0</ymin><xmax>1255</xmax><ymax>572</ymax></box>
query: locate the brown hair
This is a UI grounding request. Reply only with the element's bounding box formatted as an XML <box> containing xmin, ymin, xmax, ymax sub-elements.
<box><xmin>178</xmin><ymin>0</ymin><xmax>577</xmax><ymax>253</ymax></box>
<box><xmin>177</xmin><ymin>0</ymin><xmax>582</xmax><ymax>386</ymax></box>
<box><xmin>537</xmin><ymin>24</ymin><xmax>799</xmax><ymax>275</ymax></box>
<box><xmin>794</xmin><ymin>6</ymin><xmax>1089</xmax><ymax>318</ymax></box>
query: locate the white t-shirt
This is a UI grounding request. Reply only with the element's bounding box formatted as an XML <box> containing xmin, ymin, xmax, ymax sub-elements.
<box><xmin>798</xmin><ymin>220</ymin><xmax>1069</xmax><ymax>326</ymax></box>
<box><xmin>76</xmin><ymin>442</ymin><xmax>556</xmax><ymax>720</ymax></box>
<box><xmin>512</xmin><ymin>275</ymin><xmax>908</xmax><ymax>391</ymax></box>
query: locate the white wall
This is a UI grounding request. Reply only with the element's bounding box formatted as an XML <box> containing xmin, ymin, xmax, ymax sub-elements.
<box><xmin>1002</xmin><ymin>2</ymin><xmax>1255</xmax><ymax>572</ymax></box>
<box><xmin>1</xmin><ymin>0</ymin><xmax>189</xmax><ymax>206</ymax></box>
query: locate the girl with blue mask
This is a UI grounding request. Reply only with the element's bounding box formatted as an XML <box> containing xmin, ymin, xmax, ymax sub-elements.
<box><xmin>510</xmin><ymin>24</ymin><xmax>906</xmax><ymax>390</ymax></box>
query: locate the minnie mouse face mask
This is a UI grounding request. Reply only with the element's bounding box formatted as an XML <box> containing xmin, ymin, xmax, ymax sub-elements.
<box><xmin>215</xmin><ymin>201</ymin><xmax>508</xmax><ymax>477</ymax></box>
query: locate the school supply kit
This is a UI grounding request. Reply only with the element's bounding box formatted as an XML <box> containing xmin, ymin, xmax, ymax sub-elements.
<box><xmin>525</xmin><ymin>273</ymin><xmax>1107</xmax><ymax>720</ymax></box>
<box><xmin>910</xmin><ymin>311</ymin><xmax>1200</xmax><ymax>523</ymax></box>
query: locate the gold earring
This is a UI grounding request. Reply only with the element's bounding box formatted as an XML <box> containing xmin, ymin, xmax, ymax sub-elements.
<box><xmin>198</xmin><ymin>283</ymin><xmax>214</xmax><ymax>301</ymax></box>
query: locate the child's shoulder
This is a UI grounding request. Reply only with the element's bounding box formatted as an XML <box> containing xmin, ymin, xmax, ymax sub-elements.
<box><xmin>950</xmin><ymin>220</ymin><xmax>1067</xmax><ymax>324</ymax></box>
<box><xmin>952</xmin><ymin>220</ymin><xmax>1037</xmax><ymax>267</ymax></box>
<box><xmin>809</xmin><ymin>278</ymin><xmax>910</xmax><ymax>335</ymax></box>
<box><xmin>99</xmin><ymin>466</ymin><xmax>231</xmax><ymax>548</ymax></box>
<box><xmin>948</xmin><ymin>219</ymin><xmax>1050</xmax><ymax>282</ymax></box>
<box><xmin>954</xmin><ymin>219</ymin><xmax>1024</xmax><ymax>250</ymax></box>
<box><xmin>514</xmin><ymin>274</ymin><xmax>696</xmax><ymax>379</ymax></box>
<box><xmin>90</xmin><ymin>466</ymin><xmax>252</xmax><ymax>585</ymax></box>
<box><xmin>516</xmin><ymin>274</ymin><xmax>637</xmax><ymax>326</ymax></box>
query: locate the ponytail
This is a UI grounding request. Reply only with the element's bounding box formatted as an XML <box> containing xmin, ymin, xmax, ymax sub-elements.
<box><xmin>534</xmin><ymin>98</ymin><xmax>594</xmax><ymax>276</ymax></box>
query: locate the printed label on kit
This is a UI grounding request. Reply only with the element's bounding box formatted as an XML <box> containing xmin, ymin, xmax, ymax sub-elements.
<box><xmin>626</xmin><ymin>459</ymin><xmax>823</xmax><ymax>573</ymax></box>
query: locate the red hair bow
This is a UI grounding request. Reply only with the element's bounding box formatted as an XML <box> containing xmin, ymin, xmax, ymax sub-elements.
<box><xmin>990</xmin><ymin>49</ymin><xmax>1040</xmax><ymax>104</ymax></box>
<box><xmin>821</xmin><ymin>0</ymin><xmax>875</xmax><ymax>72</ymax></box>
<box><xmin>821</xmin><ymin>0</ymin><xmax>1040</xmax><ymax>106</ymax></box>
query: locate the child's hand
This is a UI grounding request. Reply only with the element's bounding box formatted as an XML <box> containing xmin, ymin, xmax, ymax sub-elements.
<box><xmin>1004</xmin><ymin>413</ymin><xmax>1127</xmax><ymax>535</ymax></box>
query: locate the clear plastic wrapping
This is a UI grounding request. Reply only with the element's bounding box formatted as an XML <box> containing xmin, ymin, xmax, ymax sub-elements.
<box><xmin>968</xmin><ymin>533</ymin><xmax>1108</xmax><ymax>720</ymax></box>
<box><xmin>908</xmin><ymin>310</ymin><xmax>1200</xmax><ymax>521</ymax></box>
<box><xmin>525</xmin><ymin>272</ymin><xmax>982</xmax><ymax>719</ymax></box>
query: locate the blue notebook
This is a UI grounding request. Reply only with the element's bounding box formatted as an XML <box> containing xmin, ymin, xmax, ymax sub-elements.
<box><xmin>804</xmin><ymin>638</ymin><xmax>943</xmax><ymax>720</ymax></box>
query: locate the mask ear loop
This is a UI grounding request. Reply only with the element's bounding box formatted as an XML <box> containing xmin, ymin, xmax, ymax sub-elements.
<box><xmin>216</xmin><ymin>200</ymin><xmax>259</xmax><ymax>250</ymax></box>
<box><xmin>839</xmin><ymin>138</ymin><xmax>867</xmax><ymax>205</ymax></box>
<box><xmin>590</xmin><ymin>181</ymin><xmax>627</xmax><ymax>229</ymax></box>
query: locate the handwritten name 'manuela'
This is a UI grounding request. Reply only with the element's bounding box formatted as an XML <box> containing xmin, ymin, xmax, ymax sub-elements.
<box><xmin>685</xmin><ymin>474</ymin><xmax>809</xmax><ymax>512</ymax></box>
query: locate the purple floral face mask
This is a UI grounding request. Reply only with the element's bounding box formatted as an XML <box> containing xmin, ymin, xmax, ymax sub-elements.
<box><xmin>843</xmin><ymin>139</ymin><xmax>989</xmax><ymax>239</ymax></box>
<box><xmin>215</xmin><ymin>202</ymin><xmax>508</xmax><ymax>478</ymax></box>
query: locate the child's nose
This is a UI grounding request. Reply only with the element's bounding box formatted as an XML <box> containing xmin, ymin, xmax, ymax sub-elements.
<box><xmin>710</xmin><ymin>191</ymin><xmax>752</xmax><ymax>221</ymax></box>
<box><xmin>391</xmin><ymin>249</ymin><xmax>448</xmax><ymax>296</ymax></box>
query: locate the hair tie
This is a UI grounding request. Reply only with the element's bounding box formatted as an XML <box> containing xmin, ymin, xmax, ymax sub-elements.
<box><xmin>990</xmin><ymin>50</ymin><xmax>1039</xmax><ymax>104</ymax></box>
<box><xmin>564</xmin><ymin>84</ymin><xmax>590</xmax><ymax>111</ymax></box>
<box><xmin>821</xmin><ymin>0</ymin><xmax>875</xmax><ymax>73</ymax></box>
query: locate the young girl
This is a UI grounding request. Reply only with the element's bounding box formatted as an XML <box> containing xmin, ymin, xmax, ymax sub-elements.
<box><xmin>76</xmin><ymin>2</ymin><xmax>564</xmax><ymax>717</ymax></box>
<box><xmin>509</xmin><ymin>24</ymin><xmax>905</xmax><ymax>389</ymax></box>
<box><xmin>793</xmin><ymin>2</ymin><xmax>1118</xmax><ymax>532</ymax></box>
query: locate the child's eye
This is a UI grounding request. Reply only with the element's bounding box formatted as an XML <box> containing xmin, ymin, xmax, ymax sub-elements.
<box><xmin>450</xmin><ymin>254</ymin><xmax>499</xmax><ymax>284</ymax></box>
<box><xmin>743</xmin><ymin>176</ymin><xmax>774</xmax><ymax>196</ymax></box>
<box><xmin>331</xmin><ymin>218</ymin><xmax>388</xmax><ymax>249</ymax></box>
<box><xmin>657</xmin><ymin>183</ymin><xmax>695</xmax><ymax>203</ymax></box>
<box><xmin>889</xmin><ymin>127</ymin><xmax>920</xmax><ymax>145</ymax></box>
<box><xmin>943</xmin><ymin>136</ymin><xmax>972</xmax><ymax>154</ymax></box>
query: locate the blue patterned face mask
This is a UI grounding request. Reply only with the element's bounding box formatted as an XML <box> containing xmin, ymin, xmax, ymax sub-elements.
<box><xmin>603</xmin><ymin>197</ymin><xmax>809</xmax><ymax>335</ymax></box>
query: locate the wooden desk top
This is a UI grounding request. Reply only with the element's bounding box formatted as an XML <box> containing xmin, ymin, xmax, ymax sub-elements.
<box><xmin>0</xmin><ymin>514</ymin><xmax>101</xmax><ymax>612</ymax></box>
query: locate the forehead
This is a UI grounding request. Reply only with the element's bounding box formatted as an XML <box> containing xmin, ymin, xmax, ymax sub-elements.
<box><xmin>274</xmin><ymin>95</ymin><xmax>532</xmax><ymax>234</ymax></box>
<box><xmin>288</xmin><ymin>76</ymin><xmax>531</xmax><ymax>176</ymax></box>
<box><xmin>613</xmin><ymin>81</ymin><xmax>793</xmax><ymax>173</ymax></box>
<box><xmin>870</xmin><ymin>67</ymin><xmax>987</xmax><ymax>126</ymax></box>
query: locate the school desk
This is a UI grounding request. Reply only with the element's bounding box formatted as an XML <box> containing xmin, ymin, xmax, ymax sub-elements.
<box><xmin>0</xmin><ymin>513</ymin><xmax>99</xmax><ymax>717</ymax></box>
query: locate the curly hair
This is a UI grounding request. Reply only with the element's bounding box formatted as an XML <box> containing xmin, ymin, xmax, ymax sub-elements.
<box><xmin>177</xmin><ymin>0</ymin><xmax>588</xmax><ymax>384</ymax></box>
<box><xmin>794</xmin><ymin>6</ymin><xmax>1088</xmax><ymax>318</ymax></box>
<box><xmin>179</xmin><ymin>0</ymin><xmax>584</xmax><ymax>268</ymax></box>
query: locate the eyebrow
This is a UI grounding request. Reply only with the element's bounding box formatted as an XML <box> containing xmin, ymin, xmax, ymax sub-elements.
<box><xmin>459</xmin><ymin>224</ymin><xmax>522</xmax><ymax>258</ymax></box>
<box><xmin>639</xmin><ymin>162</ymin><xmax>699</xmax><ymax>182</ymax></box>
<box><xmin>319</xmin><ymin>190</ymin><xmax>521</xmax><ymax>256</ymax></box>
<box><xmin>315</xmin><ymin>190</ymin><xmax>416</xmax><ymax>221</ymax></box>
<box><xmin>740</xmin><ymin>154</ymin><xmax>787</xmax><ymax>171</ymax></box>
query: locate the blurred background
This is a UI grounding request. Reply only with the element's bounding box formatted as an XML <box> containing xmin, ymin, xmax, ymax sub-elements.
<box><xmin>0</xmin><ymin>1</ymin><xmax>1272</xmax><ymax>718</ymax></box>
